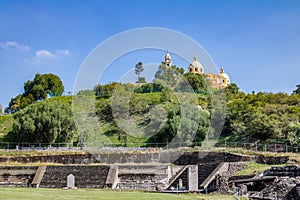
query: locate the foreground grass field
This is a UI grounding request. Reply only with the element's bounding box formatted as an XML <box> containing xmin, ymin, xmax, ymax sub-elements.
<box><xmin>0</xmin><ymin>188</ymin><xmax>236</xmax><ymax>200</ymax></box>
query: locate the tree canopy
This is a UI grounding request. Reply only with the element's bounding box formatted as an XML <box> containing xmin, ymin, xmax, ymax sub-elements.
<box><xmin>1</xmin><ymin>70</ymin><xmax>300</xmax><ymax>148</ymax></box>
<box><xmin>287</xmin><ymin>122</ymin><xmax>300</xmax><ymax>146</ymax></box>
<box><xmin>24</xmin><ymin>73</ymin><xmax>64</xmax><ymax>99</ymax></box>
<box><xmin>293</xmin><ymin>84</ymin><xmax>300</xmax><ymax>95</ymax></box>
<box><xmin>6</xmin><ymin>73</ymin><xmax>64</xmax><ymax>113</ymax></box>
<box><xmin>135</xmin><ymin>62</ymin><xmax>146</xmax><ymax>83</ymax></box>
<box><xmin>222</xmin><ymin>91</ymin><xmax>300</xmax><ymax>143</ymax></box>
<box><xmin>9</xmin><ymin>101</ymin><xmax>76</xmax><ymax>144</ymax></box>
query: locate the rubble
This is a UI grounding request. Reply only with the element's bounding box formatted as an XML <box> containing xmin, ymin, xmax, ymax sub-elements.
<box><xmin>216</xmin><ymin>162</ymin><xmax>247</xmax><ymax>194</ymax></box>
<box><xmin>222</xmin><ymin>165</ymin><xmax>300</xmax><ymax>200</ymax></box>
<box><xmin>216</xmin><ymin>175</ymin><xmax>231</xmax><ymax>194</ymax></box>
<box><xmin>249</xmin><ymin>177</ymin><xmax>300</xmax><ymax>199</ymax></box>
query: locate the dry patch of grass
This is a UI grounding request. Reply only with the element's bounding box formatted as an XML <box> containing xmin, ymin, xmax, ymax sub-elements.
<box><xmin>0</xmin><ymin>149</ymin><xmax>89</xmax><ymax>157</ymax></box>
<box><xmin>214</xmin><ymin>147</ymin><xmax>300</xmax><ymax>163</ymax></box>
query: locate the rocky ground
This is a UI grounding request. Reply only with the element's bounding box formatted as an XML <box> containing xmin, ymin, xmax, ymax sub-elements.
<box><xmin>249</xmin><ymin>177</ymin><xmax>300</xmax><ymax>199</ymax></box>
<box><xmin>216</xmin><ymin>165</ymin><xmax>300</xmax><ymax>199</ymax></box>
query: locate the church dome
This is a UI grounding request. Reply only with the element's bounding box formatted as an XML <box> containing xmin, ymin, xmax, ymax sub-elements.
<box><xmin>220</xmin><ymin>72</ymin><xmax>229</xmax><ymax>80</ymax></box>
<box><xmin>190</xmin><ymin>56</ymin><xmax>204</xmax><ymax>72</ymax></box>
<box><xmin>219</xmin><ymin>67</ymin><xmax>230</xmax><ymax>84</ymax></box>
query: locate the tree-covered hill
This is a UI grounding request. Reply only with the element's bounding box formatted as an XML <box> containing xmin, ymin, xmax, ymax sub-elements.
<box><xmin>222</xmin><ymin>91</ymin><xmax>300</xmax><ymax>143</ymax></box>
<box><xmin>0</xmin><ymin>71</ymin><xmax>300</xmax><ymax>148</ymax></box>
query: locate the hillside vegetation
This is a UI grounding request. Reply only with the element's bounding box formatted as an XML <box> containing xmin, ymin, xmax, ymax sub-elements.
<box><xmin>0</xmin><ymin>69</ymin><xmax>300</xmax><ymax>148</ymax></box>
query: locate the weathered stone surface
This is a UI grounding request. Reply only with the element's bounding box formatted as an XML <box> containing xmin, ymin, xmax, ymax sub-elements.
<box><xmin>67</xmin><ymin>174</ymin><xmax>75</xmax><ymax>188</ymax></box>
<box><xmin>39</xmin><ymin>166</ymin><xmax>110</xmax><ymax>188</ymax></box>
<box><xmin>0</xmin><ymin>166</ymin><xmax>37</xmax><ymax>187</ymax></box>
<box><xmin>250</xmin><ymin>177</ymin><xmax>300</xmax><ymax>199</ymax></box>
<box><xmin>0</xmin><ymin>151</ymin><xmax>289</xmax><ymax>165</ymax></box>
<box><xmin>188</xmin><ymin>165</ymin><xmax>198</xmax><ymax>191</ymax></box>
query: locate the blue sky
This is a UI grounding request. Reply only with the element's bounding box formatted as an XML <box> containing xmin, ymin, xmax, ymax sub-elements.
<box><xmin>1</xmin><ymin>0</ymin><xmax>300</xmax><ymax>107</ymax></box>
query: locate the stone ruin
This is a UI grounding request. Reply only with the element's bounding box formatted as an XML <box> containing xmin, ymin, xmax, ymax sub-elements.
<box><xmin>224</xmin><ymin>165</ymin><xmax>300</xmax><ymax>199</ymax></box>
<box><xmin>0</xmin><ymin>150</ymin><xmax>296</xmax><ymax>197</ymax></box>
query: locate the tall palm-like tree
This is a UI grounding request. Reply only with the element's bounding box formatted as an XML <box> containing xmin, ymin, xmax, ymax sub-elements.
<box><xmin>135</xmin><ymin>62</ymin><xmax>144</xmax><ymax>83</ymax></box>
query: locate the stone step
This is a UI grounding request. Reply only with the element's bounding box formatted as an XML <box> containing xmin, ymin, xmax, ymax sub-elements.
<box><xmin>105</xmin><ymin>165</ymin><xmax>118</xmax><ymax>189</ymax></box>
<box><xmin>31</xmin><ymin>166</ymin><xmax>47</xmax><ymax>188</ymax></box>
<box><xmin>198</xmin><ymin>163</ymin><xmax>220</xmax><ymax>185</ymax></box>
<box><xmin>200</xmin><ymin>162</ymin><xmax>229</xmax><ymax>190</ymax></box>
<box><xmin>165</xmin><ymin>166</ymin><xmax>188</xmax><ymax>190</ymax></box>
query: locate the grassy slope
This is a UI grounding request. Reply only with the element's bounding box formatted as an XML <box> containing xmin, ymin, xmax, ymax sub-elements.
<box><xmin>0</xmin><ymin>114</ymin><xmax>13</xmax><ymax>142</ymax></box>
<box><xmin>0</xmin><ymin>94</ymin><xmax>166</xmax><ymax>146</ymax></box>
<box><xmin>234</xmin><ymin>162</ymin><xmax>285</xmax><ymax>176</ymax></box>
<box><xmin>215</xmin><ymin>147</ymin><xmax>300</xmax><ymax>163</ymax></box>
<box><xmin>0</xmin><ymin>188</ymin><xmax>235</xmax><ymax>200</ymax></box>
<box><xmin>0</xmin><ymin>96</ymin><xmax>73</xmax><ymax>142</ymax></box>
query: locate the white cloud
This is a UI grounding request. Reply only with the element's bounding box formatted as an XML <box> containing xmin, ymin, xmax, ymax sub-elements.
<box><xmin>0</xmin><ymin>41</ymin><xmax>30</xmax><ymax>51</ymax></box>
<box><xmin>35</xmin><ymin>49</ymin><xmax>56</xmax><ymax>58</ymax></box>
<box><xmin>56</xmin><ymin>49</ymin><xmax>71</xmax><ymax>56</ymax></box>
<box><xmin>25</xmin><ymin>48</ymin><xmax>71</xmax><ymax>64</ymax></box>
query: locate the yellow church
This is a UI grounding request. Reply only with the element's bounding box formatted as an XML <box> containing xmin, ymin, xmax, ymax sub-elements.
<box><xmin>165</xmin><ymin>52</ymin><xmax>231</xmax><ymax>89</ymax></box>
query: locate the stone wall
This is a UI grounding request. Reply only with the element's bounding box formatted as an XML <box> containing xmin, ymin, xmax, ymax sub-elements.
<box><xmin>286</xmin><ymin>184</ymin><xmax>300</xmax><ymax>200</ymax></box>
<box><xmin>0</xmin><ymin>166</ymin><xmax>37</xmax><ymax>187</ymax></box>
<box><xmin>117</xmin><ymin>165</ymin><xmax>168</xmax><ymax>190</ymax></box>
<box><xmin>39</xmin><ymin>166</ymin><xmax>110</xmax><ymax>188</ymax></box>
<box><xmin>264</xmin><ymin>165</ymin><xmax>300</xmax><ymax>177</ymax></box>
<box><xmin>0</xmin><ymin>151</ymin><xmax>289</xmax><ymax>165</ymax></box>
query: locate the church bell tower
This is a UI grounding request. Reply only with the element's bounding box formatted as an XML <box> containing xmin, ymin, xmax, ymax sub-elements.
<box><xmin>165</xmin><ymin>51</ymin><xmax>172</xmax><ymax>67</ymax></box>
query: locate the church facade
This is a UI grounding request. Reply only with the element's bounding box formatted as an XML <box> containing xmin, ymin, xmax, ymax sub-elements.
<box><xmin>165</xmin><ymin>52</ymin><xmax>230</xmax><ymax>89</ymax></box>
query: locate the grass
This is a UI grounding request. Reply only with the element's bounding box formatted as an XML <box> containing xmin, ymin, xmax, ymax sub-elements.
<box><xmin>0</xmin><ymin>188</ymin><xmax>236</xmax><ymax>200</ymax></box>
<box><xmin>234</xmin><ymin>162</ymin><xmax>285</xmax><ymax>176</ymax></box>
<box><xmin>0</xmin><ymin>146</ymin><xmax>299</xmax><ymax>160</ymax></box>
<box><xmin>0</xmin><ymin>149</ymin><xmax>89</xmax><ymax>157</ymax></box>
<box><xmin>214</xmin><ymin>147</ymin><xmax>300</xmax><ymax>163</ymax></box>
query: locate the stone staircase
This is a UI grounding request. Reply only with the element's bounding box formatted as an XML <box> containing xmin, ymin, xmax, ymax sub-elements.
<box><xmin>200</xmin><ymin>162</ymin><xmax>229</xmax><ymax>191</ymax></box>
<box><xmin>31</xmin><ymin>166</ymin><xmax>47</xmax><ymax>188</ymax></box>
<box><xmin>198</xmin><ymin>163</ymin><xmax>220</xmax><ymax>190</ymax></box>
<box><xmin>165</xmin><ymin>166</ymin><xmax>188</xmax><ymax>190</ymax></box>
<box><xmin>105</xmin><ymin>165</ymin><xmax>118</xmax><ymax>189</ymax></box>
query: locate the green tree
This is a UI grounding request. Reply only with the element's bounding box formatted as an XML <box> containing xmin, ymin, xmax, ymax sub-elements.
<box><xmin>287</xmin><ymin>122</ymin><xmax>300</xmax><ymax>146</ymax></box>
<box><xmin>6</xmin><ymin>73</ymin><xmax>64</xmax><ymax>113</ymax></box>
<box><xmin>193</xmin><ymin>109</ymin><xmax>210</xmax><ymax>146</ymax></box>
<box><xmin>135</xmin><ymin>83</ymin><xmax>164</xmax><ymax>93</ymax></box>
<box><xmin>6</xmin><ymin>94</ymin><xmax>34</xmax><ymax>114</ymax></box>
<box><xmin>231</xmin><ymin>121</ymin><xmax>246</xmax><ymax>140</ymax></box>
<box><xmin>177</xmin><ymin>72</ymin><xmax>208</xmax><ymax>94</ymax></box>
<box><xmin>293</xmin><ymin>84</ymin><xmax>300</xmax><ymax>95</ymax></box>
<box><xmin>94</xmin><ymin>82</ymin><xmax>120</xmax><ymax>98</ymax></box>
<box><xmin>226</xmin><ymin>83</ymin><xmax>239</xmax><ymax>97</ymax></box>
<box><xmin>77</xmin><ymin>90</ymin><xmax>95</xmax><ymax>96</ymax></box>
<box><xmin>24</xmin><ymin>73</ymin><xmax>64</xmax><ymax>100</ymax></box>
<box><xmin>135</xmin><ymin>62</ymin><xmax>145</xmax><ymax>83</ymax></box>
<box><xmin>10</xmin><ymin>101</ymin><xmax>76</xmax><ymax>144</ymax></box>
<box><xmin>150</xmin><ymin>103</ymin><xmax>180</xmax><ymax>144</ymax></box>
<box><xmin>154</xmin><ymin>63</ymin><xmax>183</xmax><ymax>87</ymax></box>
